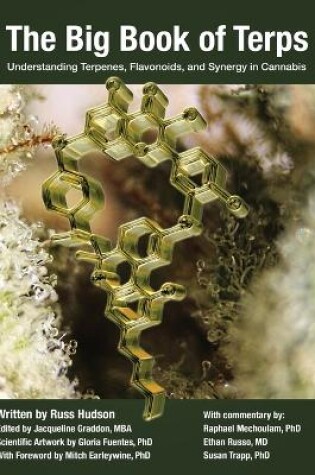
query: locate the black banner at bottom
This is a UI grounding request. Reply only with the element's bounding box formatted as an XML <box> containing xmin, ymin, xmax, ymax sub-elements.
<box><xmin>0</xmin><ymin>399</ymin><xmax>312</xmax><ymax>474</ymax></box>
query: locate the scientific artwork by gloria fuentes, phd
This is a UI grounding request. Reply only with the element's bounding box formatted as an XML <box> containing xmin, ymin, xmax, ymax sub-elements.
<box><xmin>1</xmin><ymin>78</ymin><xmax>315</xmax><ymax>420</ymax></box>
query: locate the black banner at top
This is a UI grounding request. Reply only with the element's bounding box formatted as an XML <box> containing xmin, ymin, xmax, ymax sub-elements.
<box><xmin>0</xmin><ymin>0</ymin><xmax>314</xmax><ymax>83</ymax></box>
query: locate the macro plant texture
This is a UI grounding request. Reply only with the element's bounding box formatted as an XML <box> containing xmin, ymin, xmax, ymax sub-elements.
<box><xmin>226</xmin><ymin>191</ymin><xmax>315</xmax><ymax>398</ymax></box>
<box><xmin>0</xmin><ymin>85</ymin><xmax>77</xmax><ymax>399</ymax></box>
<box><xmin>1</xmin><ymin>82</ymin><xmax>315</xmax><ymax>405</ymax></box>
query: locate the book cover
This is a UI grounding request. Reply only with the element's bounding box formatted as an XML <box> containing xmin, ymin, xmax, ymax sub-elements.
<box><xmin>0</xmin><ymin>1</ymin><xmax>314</xmax><ymax>473</ymax></box>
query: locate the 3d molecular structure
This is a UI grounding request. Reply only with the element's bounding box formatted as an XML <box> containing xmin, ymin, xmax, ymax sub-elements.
<box><xmin>42</xmin><ymin>77</ymin><xmax>249</xmax><ymax>420</ymax></box>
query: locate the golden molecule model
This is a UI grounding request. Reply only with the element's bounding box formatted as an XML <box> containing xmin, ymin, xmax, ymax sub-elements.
<box><xmin>42</xmin><ymin>77</ymin><xmax>249</xmax><ymax>420</ymax></box>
